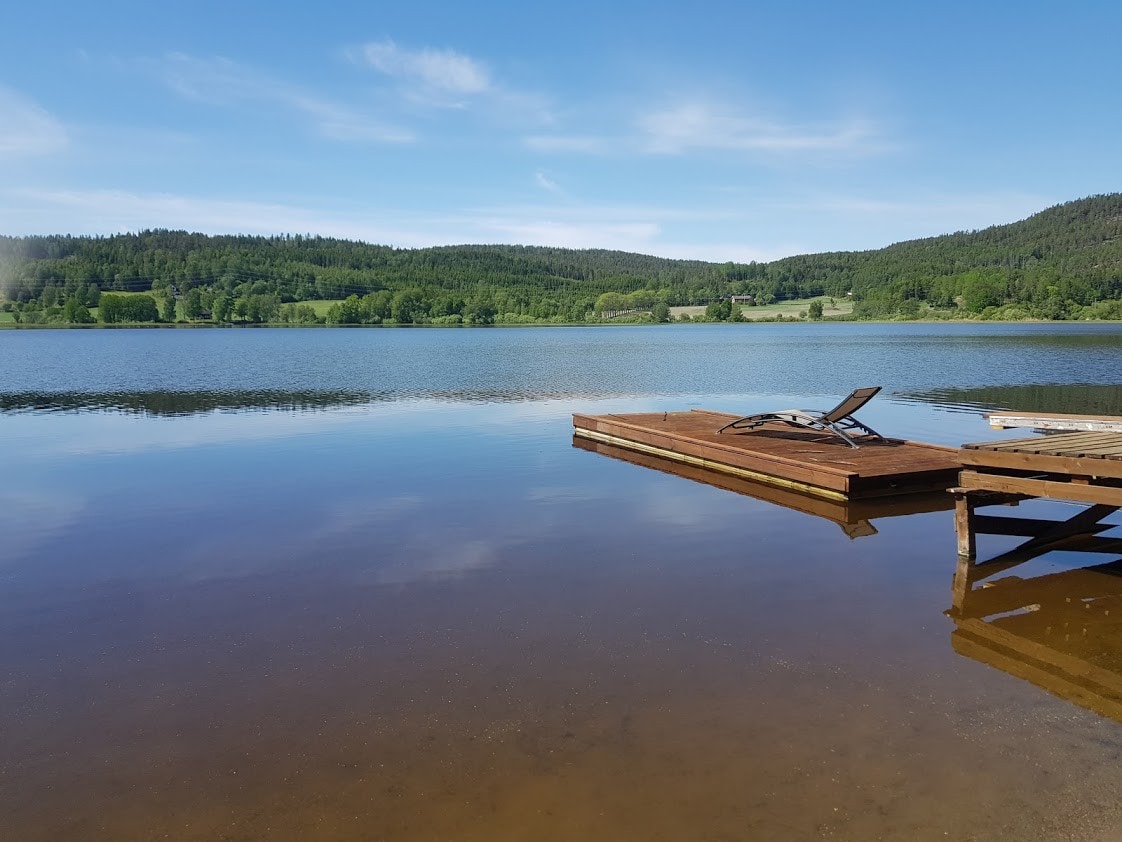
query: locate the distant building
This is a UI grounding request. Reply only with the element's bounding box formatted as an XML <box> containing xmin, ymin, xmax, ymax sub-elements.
<box><xmin>730</xmin><ymin>295</ymin><xmax>755</xmax><ymax>304</ymax></box>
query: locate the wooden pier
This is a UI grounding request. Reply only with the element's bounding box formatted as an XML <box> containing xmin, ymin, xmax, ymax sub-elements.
<box><xmin>953</xmin><ymin>430</ymin><xmax>1122</xmax><ymax>562</ymax></box>
<box><xmin>572</xmin><ymin>410</ymin><xmax>962</xmax><ymax>501</ymax></box>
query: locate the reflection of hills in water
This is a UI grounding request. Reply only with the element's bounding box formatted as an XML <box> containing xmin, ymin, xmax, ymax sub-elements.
<box><xmin>949</xmin><ymin>560</ymin><xmax>1122</xmax><ymax>724</ymax></box>
<box><xmin>0</xmin><ymin>390</ymin><xmax>375</xmax><ymax>416</ymax></box>
<box><xmin>897</xmin><ymin>384</ymin><xmax>1122</xmax><ymax>416</ymax></box>
<box><xmin>0</xmin><ymin>388</ymin><xmax>623</xmax><ymax>416</ymax></box>
<box><xmin>574</xmin><ymin>436</ymin><xmax>952</xmax><ymax>539</ymax></box>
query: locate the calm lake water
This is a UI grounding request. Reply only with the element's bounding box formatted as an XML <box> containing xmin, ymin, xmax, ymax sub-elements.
<box><xmin>3</xmin><ymin>323</ymin><xmax>1122</xmax><ymax>841</ymax></box>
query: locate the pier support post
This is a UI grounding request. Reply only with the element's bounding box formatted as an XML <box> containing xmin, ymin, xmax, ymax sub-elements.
<box><xmin>953</xmin><ymin>489</ymin><xmax>976</xmax><ymax>560</ymax></box>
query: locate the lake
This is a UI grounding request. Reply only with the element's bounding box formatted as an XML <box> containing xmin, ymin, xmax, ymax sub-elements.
<box><xmin>2</xmin><ymin>323</ymin><xmax>1122</xmax><ymax>841</ymax></box>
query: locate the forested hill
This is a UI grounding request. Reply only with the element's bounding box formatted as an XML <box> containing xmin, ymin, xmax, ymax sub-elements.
<box><xmin>767</xmin><ymin>193</ymin><xmax>1122</xmax><ymax>319</ymax></box>
<box><xmin>1</xmin><ymin>193</ymin><xmax>1120</xmax><ymax>324</ymax></box>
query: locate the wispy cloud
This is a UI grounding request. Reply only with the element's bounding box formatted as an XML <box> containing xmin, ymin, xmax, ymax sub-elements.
<box><xmin>359</xmin><ymin>39</ymin><xmax>491</xmax><ymax>96</ymax></box>
<box><xmin>526</xmin><ymin>99</ymin><xmax>879</xmax><ymax>160</ymax></box>
<box><xmin>638</xmin><ymin>102</ymin><xmax>876</xmax><ymax>155</ymax></box>
<box><xmin>0</xmin><ymin>87</ymin><xmax>67</xmax><ymax>158</ymax></box>
<box><xmin>352</xmin><ymin>39</ymin><xmax>552</xmax><ymax>122</ymax></box>
<box><xmin>156</xmin><ymin>53</ymin><xmax>413</xmax><ymax>144</ymax></box>
<box><xmin>533</xmin><ymin>171</ymin><xmax>564</xmax><ymax>196</ymax></box>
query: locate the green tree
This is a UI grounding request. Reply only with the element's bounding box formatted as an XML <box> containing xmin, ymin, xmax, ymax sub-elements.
<box><xmin>99</xmin><ymin>293</ymin><xmax>158</xmax><ymax>323</ymax></box>
<box><xmin>652</xmin><ymin>301</ymin><xmax>671</xmax><ymax>323</ymax></box>
<box><xmin>327</xmin><ymin>294</ymin><xmax>363</xmax><ymax>324</ymax></box>
<box><xmin>391</xmin><ymin>288</ymin><xmax>426</xmax><ymax>323</ymax></box>
<box><xmin>183</xmin><ymin>288</ymin><xmax>205</xmax><ymax>320</ymax></box>
<box><xmin>807</xmin><ymin>300</ymin><xmax>824</xmax><ymax>320</ymax></box>
<box><xmin>212</xmin><ymin>293</ymin><xmax>231</xmax><ymax>323</ymax></box>
<box><xmin>161</xmin><ymin>294</ymin><xmax>177</xmax><ymax>322</ymax></box>
<box><xmin>61</xmin><ymin>296</ymin><xmax>94</xmax><ymax>324</ymax></box>
<box><xmin>704</xmin><ymin>299</ymin><xmax>733</xmax><ymax>321</ymax></box>
<box><xmin>464</xmin><ymin>294</ymin><xmax>496</xmax><ymax>325</ymax></box>
<box><xmin>594</xmin><ymin>292</ymin><xmax>628</xmax><ymax>316</ymax></box>
<box><xmin>245</xmin><ymin>294</ymin><xmax>280</xmax><ymax>323</ymax></box>
<box><xmin>961</xmin><ymin>270</ymin><xmax>1006</xmax><ymax>313</ymax></box>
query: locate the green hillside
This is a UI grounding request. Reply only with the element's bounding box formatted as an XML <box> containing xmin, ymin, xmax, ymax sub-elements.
<box><xmin>1</xmin><ymin>194</ymin><xmax>1120</xmax><ymax>325</ymax></box>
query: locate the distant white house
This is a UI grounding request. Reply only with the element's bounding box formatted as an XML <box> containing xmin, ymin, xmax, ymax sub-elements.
<box><xmin>730</xmin><ymin>295</ymin><xmax>755</xmax><ymax>304</ymax></box>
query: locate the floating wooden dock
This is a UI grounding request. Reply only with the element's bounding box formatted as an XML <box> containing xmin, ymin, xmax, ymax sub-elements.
<box><xmin>574</xmin><ymin>436</ymin><xmax>953</xmax><ymax>538</ymax></box>
<box><xmin>572</xmin><ymin>409</ymin><xmax>962</xmax><ymax>501</ymax></box>
<box><xmin>953</xmin><ymin>430</ymin><xmax>1122</xmax><ymax>561</ymax></box>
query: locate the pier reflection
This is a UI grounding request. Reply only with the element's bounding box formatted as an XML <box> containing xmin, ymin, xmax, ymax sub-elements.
<box><xmin>573</xmin><ymin>436</ymin><xmax>953</xmax><ymax>539</ymax></box>
<box><xmin>948</xmin><ymin>559</ymin><xmax>1122</xmax><ymax>723</ymax></box>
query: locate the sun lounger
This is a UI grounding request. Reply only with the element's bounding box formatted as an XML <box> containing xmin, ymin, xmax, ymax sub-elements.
<box><xmin>716</xmin><ymin>386</ymin><xmax>884</xmax><ymax>448</ymax></box>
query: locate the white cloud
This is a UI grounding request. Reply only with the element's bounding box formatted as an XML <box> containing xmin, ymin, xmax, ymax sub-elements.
<box><xmin>360</xmin><ymin>39</ymin><xmax>491</xmax><ymax>95</ymax></box>
<box><xmin>638</xmin><ymin>102</ymin><xmax>875</xmax><ymax>155</ymax></box>
<box><xmin>156</xmin><ymin>53</ymin><xmax>413</xmax><ymax>144</ymax></box>
<box><xmin>0</xmin><ymin>86</ymin><xmax>67</xmax><ymax>158</ymax></box>
<box><xmin>526</xmin><ymin>100</ymin><xmax>879</xmax><ymax>160</ymax></box>
<box><xmin>352</xmin><ymin>39</ymin><xmax>552</xmax><ymax>123</ymax></box>
<box><xmin>533</xmin><ymin>171</ymin><xmax>564</xmax><ymax>195</ymax></box>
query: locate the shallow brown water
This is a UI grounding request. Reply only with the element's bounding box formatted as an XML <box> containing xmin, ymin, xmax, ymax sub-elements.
<box><xmin>6</xmin><ymin>509</ymin><xmax>1122</xmax><ymax>841</ymax></box>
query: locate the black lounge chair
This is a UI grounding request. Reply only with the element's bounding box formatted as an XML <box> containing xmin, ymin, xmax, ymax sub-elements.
<box><xmin>716</xmin><ymin>386</ymin><xmax>885</xmax><ymax>448</ymax></box>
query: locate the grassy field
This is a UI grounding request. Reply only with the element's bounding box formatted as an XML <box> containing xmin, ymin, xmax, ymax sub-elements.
<box><xmin>299</xmin><ymin>300</ymin><xmax>338</xmax><ymax>317</ymax></box>
<box><xmin>670</xmin><ymin>296</ymin><xmax>853</xmax><ymax>321</ymax></box>
<box><xmin>0</xmin><ymin>311</ymin><xmax>15</xmax><ymax>324</ymax></box>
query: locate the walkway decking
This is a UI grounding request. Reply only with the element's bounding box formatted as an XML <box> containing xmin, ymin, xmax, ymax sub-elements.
<box><xmin>572</xmin><ymin>409</ymin><xmax>962</xmax><ymax>500</ymax></box>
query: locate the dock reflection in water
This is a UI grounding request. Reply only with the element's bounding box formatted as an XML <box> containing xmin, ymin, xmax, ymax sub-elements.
<box><xmin>949</xmin><ymin>558</ymin><xmax>1122</xmax><ymax>724</ymax></box>
<box><xmin>574</xmin><ymin>436</ymin><xmax>954</xmax><ymax>539</ymax></box>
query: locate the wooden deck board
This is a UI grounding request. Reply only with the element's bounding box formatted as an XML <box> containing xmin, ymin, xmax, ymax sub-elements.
<box><xmin>965</xmin><ymin>431</ymin><xmax>1122</xmax><ymax>457</ymax></box>
<box><xmin>573</xmin><ymin>409</ymin><xmax>962</xmax><ymax>499</ymax></box>
<box><xmin>960</xmin><ymin>432</ymin><xmax>1122</xmax><ymax>480</ymax></box>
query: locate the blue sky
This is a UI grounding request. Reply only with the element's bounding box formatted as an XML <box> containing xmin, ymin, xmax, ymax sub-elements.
<box><xmin>1</xmin><ymin>0</ymin><xmax>1119</xmax><ymax>261</ymax></box>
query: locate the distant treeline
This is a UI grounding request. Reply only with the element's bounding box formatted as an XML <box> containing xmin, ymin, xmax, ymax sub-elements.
<box><xmin>1</xmin><ymin>193</ymin><xmax>1120</xmax><ymax>325</ymax></box>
